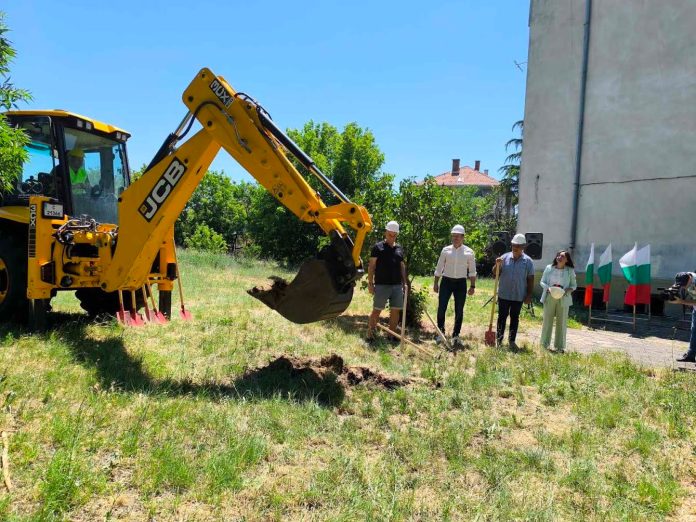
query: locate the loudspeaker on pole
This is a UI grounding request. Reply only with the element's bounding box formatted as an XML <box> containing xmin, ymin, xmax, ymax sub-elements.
<box><xmin>525</xmin><ymin>232</ymin><xmax>543</xmax><ymax>260</ymax></box>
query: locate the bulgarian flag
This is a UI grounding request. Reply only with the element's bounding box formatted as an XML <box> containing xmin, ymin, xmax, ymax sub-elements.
<box><xmin>584</xmin><ymin>243</ymin><xmax>595</xmax><ymax>307</ymax></box>
<box><xmin>619</xmin><ymin>243</ymin><xmax>651</xmax><ymax>305</ymax></box>
<box><xmin>597</xmin><ymin>244</ymin><xmax>612</xmax><ymax>302</ymax></box>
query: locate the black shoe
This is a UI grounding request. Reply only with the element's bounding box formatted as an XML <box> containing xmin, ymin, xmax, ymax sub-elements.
<box><xmin>677</xmin><ymin>354</ymin><xmax>696</xmax><ymax>363</ymax></box>
<box><xmin>509</xmin><ymin>342</ymin><xmax>520</xmax><ymax>351</ymax></box>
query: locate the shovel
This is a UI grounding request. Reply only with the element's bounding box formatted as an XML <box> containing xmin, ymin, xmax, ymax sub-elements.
<box><xmin>129</xmin><ymin>290</ymin><xmax>145</xmax><ymax>326</ymax></box>
<box><xmin>116</xmin><ymin>289</ymin><xmax>132</xmax><ymax>326</ymax></box>
<box><xmin>145</xmin><ymin>282</ymin><xmax>168</xmax><ymax>324</ymax></box>
<box><xmin>484</xmin><ymin>262</ymin><xmax>500</xmax><ymax>346</ymax></box>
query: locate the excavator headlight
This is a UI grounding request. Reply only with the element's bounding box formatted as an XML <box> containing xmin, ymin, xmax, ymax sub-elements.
<box><xmin>75</xmin><ymin>119</ymin><xmax>93</xmax><ymax>131</ymax></box>
<box><xmin>110</xmin><ymin>130</ymin><xmax>129</xmax><ymax>142</ymax></box>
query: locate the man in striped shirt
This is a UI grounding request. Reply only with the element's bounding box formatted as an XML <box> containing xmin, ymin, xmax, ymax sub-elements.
<box><xmin>433</xmin><ymin>225</ymin><xmax>477</xmax><ymax>346</ymax></box>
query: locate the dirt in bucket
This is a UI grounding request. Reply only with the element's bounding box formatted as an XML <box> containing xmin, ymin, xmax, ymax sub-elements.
<box><xmin>233</xmin><ymin>354</ymin><xmax>414</xmax><ymax>407</ymax></box>
<box><xmin>247</xmin><ymin>276</ymin><xmax>288</xmax><ymax>306</ymax></box>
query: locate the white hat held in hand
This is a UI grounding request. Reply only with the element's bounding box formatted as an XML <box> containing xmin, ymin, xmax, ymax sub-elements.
<box><xmin>451</xmin><ymin>224</ymin><xmax>465</xmax><ymax>235</ymax></box>
<box><xmin>511</xmin><ymin>233</ymin><xmax>527</xmax><ymax>245</ymax></box>
<box><xmin>385</xmin><ymin>221</ymin><xmax>400</xmax><ymax>233</ymax></box>
<box><xmin>548</xmin><ymin>286</ymin><xmax>565</xmax><ymax>300</ymax></box>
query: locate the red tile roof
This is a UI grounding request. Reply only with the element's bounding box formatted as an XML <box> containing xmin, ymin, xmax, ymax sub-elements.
<box><xmin>428</xmin><ymin>166</ymin><xmax>499</xmax><ymax>187</ymax></box>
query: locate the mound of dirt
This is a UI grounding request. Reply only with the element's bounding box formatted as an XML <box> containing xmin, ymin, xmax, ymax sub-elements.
<box><xmin>234</xmin><ymin>354</ymin><xmax>412</xmax><ymax>407</ymax></box>
<box><xmin>248</xmin><ymin>354</ymin><xmax>411</xmax><ymax>389</ymax></box>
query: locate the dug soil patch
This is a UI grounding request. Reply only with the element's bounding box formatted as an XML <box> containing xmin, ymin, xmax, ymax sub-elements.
<box><xmin>234</xmin><ymin>354</ymin><xmax>413</xmax><ymax>407</ymax></box>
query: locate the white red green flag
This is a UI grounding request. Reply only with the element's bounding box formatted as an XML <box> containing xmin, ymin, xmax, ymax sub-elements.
<box><xmin>584</xmin><ymin>243</ymin><xmax>595</xmax><ymax>307</ymax></box>
<box><xmin>597</xmin><ymin>244</ymin><xmax>612</xmax><ymax>303</ymax></box>
<box><xmin>619</xmin><ymin>243</ymin><xmax>651</xmax><ymax>305</ymax></box>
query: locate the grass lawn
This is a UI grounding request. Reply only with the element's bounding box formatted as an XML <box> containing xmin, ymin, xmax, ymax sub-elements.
<box><xmin>0</xmin><ymin>249</ymin><xmax>694</xmax><ymax>520</ymax></box>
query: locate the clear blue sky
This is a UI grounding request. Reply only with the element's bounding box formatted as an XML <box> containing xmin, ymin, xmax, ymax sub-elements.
<box><xmin>4</xmin><ymin>0</ymin><xmax>529</xmax><ymax>184</ymax></box>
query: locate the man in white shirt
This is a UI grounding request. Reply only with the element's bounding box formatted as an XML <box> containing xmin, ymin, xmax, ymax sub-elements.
<box><xmin>433</xmin><ymin>225</ymin><xmax>477</xmax><ymax>346</ymax></box>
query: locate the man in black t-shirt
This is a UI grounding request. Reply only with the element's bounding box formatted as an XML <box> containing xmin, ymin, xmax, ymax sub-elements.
<box><xmin>367</xmin><ymin>220</ymin><xmax>407</xmax><ymax>341</ymax></box>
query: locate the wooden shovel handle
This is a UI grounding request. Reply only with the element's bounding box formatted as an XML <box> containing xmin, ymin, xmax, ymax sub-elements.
<box><xmin>488</xmin><ymin>263</ymin><xmax>500</xmax><ymax>328</ymax></box>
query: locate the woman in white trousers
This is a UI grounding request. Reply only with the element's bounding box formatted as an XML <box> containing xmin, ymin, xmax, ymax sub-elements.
<box><xmin>539</xmin><ymin>250</ymin><xmax>577</xmax><ymax>352</ymax></box>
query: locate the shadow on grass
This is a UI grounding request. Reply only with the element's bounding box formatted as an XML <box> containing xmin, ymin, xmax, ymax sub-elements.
<box><xmin>0</xmin><ymin>312</ymin><xmax>344</xmax><ymax>407</ymax></box>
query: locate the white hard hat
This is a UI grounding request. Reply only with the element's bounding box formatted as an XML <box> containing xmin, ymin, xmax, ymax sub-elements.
<box><xmin>548</xmin><ymin>286</ymin><xmax>565</xmax><ymax>300</ymax></box>
<box><xmin>511</xmin><ymin>233</ymin><xmax>527</xmax><ymax>245</ymax></box>
<box><xmin>451</xmin><ymin>224</ymin><xmax>465</xmax><ymax>235</ymax></box>
<box><xmin>385</xmin><ymin>221</ymin><xmax>400</xmax><ymax>233</ymax></box>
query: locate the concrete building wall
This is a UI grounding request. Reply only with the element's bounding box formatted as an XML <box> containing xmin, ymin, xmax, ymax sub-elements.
<box><xmin>519</xmin><ymin>0</ymin><xmax>696</xmax><ymax>310</ymax></box>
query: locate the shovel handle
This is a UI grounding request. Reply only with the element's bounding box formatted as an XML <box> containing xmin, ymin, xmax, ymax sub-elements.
<box><xmin>172</xmin><ymin>248</ymin><xmax>187</xmax><ymax>310</ymax></box>
<box><xmin>488</xmin><ymin>263</ymin><xmax>500</xmax><ymax>328</ymax></box>
<box><xmin>400</xmin><ymin>285</ymin><xmax>408</xmax><ymax>350</ymax></box>
<box><xmin>145</xmin><ymin>281</ymin><xmax>159</xmax><ymax>312</ymax></box>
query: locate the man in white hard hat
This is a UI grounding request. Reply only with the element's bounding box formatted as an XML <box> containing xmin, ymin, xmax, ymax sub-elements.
<box><xmin>433</xmin><ymin>224</ymin><xmax>477</xmax><ymax>347</ymax></box>
<box><xmin>367</xmin><ymin>220</ymin><xmax>407</xmax><ymax>342</ymax></box>
<box><xmin>494</xmin><ymin>233</ymin><xmax>535</xmax><ymax>349</ymax></box>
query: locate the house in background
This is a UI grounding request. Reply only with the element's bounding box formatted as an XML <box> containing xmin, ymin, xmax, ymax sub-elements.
<box><xmin>518</xmin><ymin>0</ymin><xmax>696</xmax><ymax>315</ymax></box>
<box><xmin>427</xmin><ymin>159</ymin><xmax>499</xmax><ymax>196</ymax></box>
<box><xmin>421</xmin><ymin>159</ymin><xmax>511</xmax><ymax>217</ymax></box>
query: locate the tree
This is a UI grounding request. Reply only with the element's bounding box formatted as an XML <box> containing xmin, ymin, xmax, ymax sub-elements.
<box><xmin>175</xmin><ymin>171</ymin><xmax>256</xmax><ymax>253</ymax></box>
<box><xmin>248</xmin><ymin>121</ymin><xmax>387</xmax><ymax>266</ymax></box>
<box><xmin>287</xmin><ymin>121</ymin><xmax>384</xmax><ymax>200</ymax></box>
<box><xmin>0</xmin><ymin>12</ymin><xmax>31</xmax><ymax>192</ymax></box>
<box><xmin>184</xmin><ymin>223</ymin><xmax>227</xmax><ymax>253</ymax></box>
<box><xmin>497</xmin><ymin>120</ymin><xmax>523</xmax><ymax>213</ymax></box>
<box><xmin>395</xmin><ymin>177</ymin><xmax>457</xmax><ymax>277</ymax></box>
<box><xmin>353</xmin><ymin>172</ymin><xmax>397</xmax><ymax>259</ymax></box>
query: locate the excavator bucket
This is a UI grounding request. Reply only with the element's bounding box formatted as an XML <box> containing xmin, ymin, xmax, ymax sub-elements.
<box><xmin>248</xmin><ymin>233</ymin><xmax>360</xmax><ymax>324</ymax></box>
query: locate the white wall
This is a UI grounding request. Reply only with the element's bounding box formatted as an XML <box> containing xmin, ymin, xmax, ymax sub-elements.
<box><xmin>519</xmin><ymin>0</ymin><xmax>696</xmax><ymax>308</ymax></box>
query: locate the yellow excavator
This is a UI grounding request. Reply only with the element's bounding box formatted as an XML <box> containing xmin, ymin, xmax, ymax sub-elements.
<box><xmin>0</xmin><ymin>68</ymin><xmax>372</xmax><ymax>329</ymax></box>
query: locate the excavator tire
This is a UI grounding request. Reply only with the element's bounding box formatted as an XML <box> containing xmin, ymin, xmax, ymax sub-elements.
<box><xmin>76</xmin><ymin>288</ymin><xmax>146</xmax><ymax>317</ymax></box>
<box><xmin>0</xmin><ymin>234</ymin><xmax>30</xmax><ymax>323</ymax></box>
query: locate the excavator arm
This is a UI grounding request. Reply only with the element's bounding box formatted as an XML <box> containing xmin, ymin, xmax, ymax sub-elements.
<box><xmin>101</xmin><ymin>68</ymin><xmax>372</xmax><ymax>323</ymax></box>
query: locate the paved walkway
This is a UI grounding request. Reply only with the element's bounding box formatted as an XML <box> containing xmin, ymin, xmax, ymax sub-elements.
<box><xmin>518</xmin><ymin>320</ymin><xmax>693</xmax><ymax>369</ymax></box>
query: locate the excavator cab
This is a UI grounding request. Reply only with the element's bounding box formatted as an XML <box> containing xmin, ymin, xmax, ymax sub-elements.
<box><xmin>3</xmin><ymin>111</ymin><xmax>130</xmax><ymax>223</ymax></box>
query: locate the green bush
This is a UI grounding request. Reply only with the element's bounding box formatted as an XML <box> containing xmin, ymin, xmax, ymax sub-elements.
<box><xmin>405</xmin><ymin>284</ymin><xmax>428</xmax><ymax>328</ymax></box>
<box><xmin>175</xmin><ymin>171</ymin><xmax>257</xmax><ymax>252</ymax></box>
<box><xmin>185</xmin><ymin>224</ymin><xmax>227</xmax><ymax>253</ymax></box>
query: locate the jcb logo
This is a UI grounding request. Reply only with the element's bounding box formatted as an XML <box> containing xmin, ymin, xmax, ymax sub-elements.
<box><xmin>139</xmin><ymin>158</ymin><xmax>187</xmax><ymax>221</ymax></box>
<box><xmin>210</xmin><ymin>79</ymin><xmax>233</xmax><ymax>108</ymax></box>
<box><xmin>29</xmin><ymin>204</ymin><xmax>37</xmax><ymax>229</ymax></box>
<box><xmin>28</xmin><ymin>204</ymin><xmax>37</xmax><ymax>258</ymax></box>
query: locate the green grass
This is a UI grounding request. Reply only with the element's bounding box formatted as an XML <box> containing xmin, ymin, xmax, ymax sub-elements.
<box><xmin>0</xmin><ymin>249</ymin><xmax>694</xmax><ymax>520</ymax></box>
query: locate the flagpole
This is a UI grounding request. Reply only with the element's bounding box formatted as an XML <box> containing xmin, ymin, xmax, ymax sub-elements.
<box><xmin>632</xmin><ymin>304</ymin><xmax>636</xmax><ymax>333</ymax></box>
<box><xmin>589</xmin><ymin>302</ymin><xmax>592</xmax><ymax>327</ymax></box>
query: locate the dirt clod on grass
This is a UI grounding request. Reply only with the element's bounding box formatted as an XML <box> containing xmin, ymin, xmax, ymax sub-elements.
<box><xmin>234</xmin><ymin>354</ymin><xmax>413</xmax><ymax>407</ymax></box>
